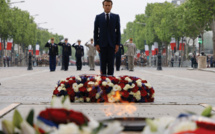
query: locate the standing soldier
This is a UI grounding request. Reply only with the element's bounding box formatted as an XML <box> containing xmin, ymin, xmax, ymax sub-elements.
<box><xmin>115</xmin><ymin>44</ymin><xmax>124</xmax><ymax>71</ymax></box>
<box><xmin>123</xmin><ymin>38</ymin><xmax>136</xmax><ymax>71</ymax></box>
<box><xmin>72</xmin><ymin>40</ymin><xmax>84</xmax><ymax>71</ymax></box>
<box><xmin>45</xmin><ymin>38</ymin><xmax>58</xmax><ymax>72</ymax></box>
<box><xmin>85</xmin><ymin>39</ymin><xmax>96</xmax><ymax>71</ymax></box>
<box><xmin>58</xmin><ymin>38</ymin><xmax>72</xmax><ymax>71</ymax></box>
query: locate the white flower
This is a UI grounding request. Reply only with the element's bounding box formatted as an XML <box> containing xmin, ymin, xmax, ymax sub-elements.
<box><xmin>51</xmin><ymin>96</ymin><xmax>63</xmax><ymax>108</ymax></box>
<box><xmin>78</xmin><ymin>83</ymin><xmax>84</xmax><ymax>88</ymax></box>
<box><xmin>73</xmin><ymin>83</ymin><xmax>79</xmax><ymax>92</ymax></box>
<box><xmin>125</xmin><ymin>77</ymin><xmax>132</xmax><ymax>82</ymax></box>
<box><xmin>87</xmin><ymin>88</ymin><xmax>92</xmax><ymax>92</ymax></box>
<box><xmin>116</xmin><ymin>76</ymin><xmax>121</xmax><ymax>80</ymax></box>
<box><xmin>96</xmin><ymin>93</ymin><xmax>101</xmax><ymax>99</ymax></box>
<box><xmin>53</xmin><ymin>123</ymin><xmax>80</xmax><ymax>134</ymax></box>
<box><xmin>57</xmin><ymin>87</ymin><xmax>62</xmax><ymax>92</ymax></box>
<box><xmin>123</xmin><ymin>84</ymin><xmax>130</xmax><ymax>91</ymax></box>
<box><xmin>113</xmin><ymin>85</ymin><xmax>121</xmax><ymax>91</ymax></box>
<box><xmin>63</xmin><ymin>97</ymin><xmax>72</xmax><ymax>110</ymax></box>
<box><xmin>98</xmin><ymin>121</ymin><xmax>123</xmax><ymax>134</ymax></box>
<box><xmin>61</xmin><ymin>88</ymin><xmax>66</xmax><ymax>91</ymax></box>
<box><xmin>88</xmin><ymin>81</ymin><xmax>95</xmax><ymax>86</ymax></box>
<box><xmin>136</xmin><ymin>79</ymin><xmax>142</xmax><ymax>83</ymax></box>
<box><xmin>20</xmin><ymin>121</ymin><xmax>35</xmax><ymax>134</ymax></box>
<box><xmin>81</xmin><ymin>127</ymin><xmax>92</xmax><ymax>134</ymax></box>
<box><xmin>137</xmin><ymin>81</ymin><xmax>142</xmax><ymax>87</ymax></box>
<box><xmin>102</xmin><ymin>81</ymin><xmax>107</xmax><ymax>86</ymax></box>
<box><xmin>76</xmin><ymin>76</ymin><xmax>81</xmax><ymax>81</ymax></box>
<box><xmin>131</xmin><ymin>84</ymin><xmax>135</xmax><ymax>88</ymax></box>
<box><xmin>108</xmin><ymin>82</ymin><xmax>114</xmax><ymax>87</ymax></box>
<box><xmin>145</xmin><ymin>83</ymin><xmax>152</xmax><ymax>88</ymax></box>
<box><xmin>142</xmin><ymin>117</ymin><xmax>175</xmax><ymax>134</ymax></box>
<box><xmin>106</xmin><ymin>78</ymin><xmax>111</xmax><ymax>82</ymax></box>
<box><xmin>95</xmin><ymin>76</ymin><xmax>101</xmax><ymax>81</ymax></box>
<box><xmin>88</xmin><ymin>117</ymin><xmax>99</xmax><ymax>129</ymax></box>
<box><xmin>108</xmin><ymin>96</ymin><xmax>116</xmax><ymax>103</ymax></box>
<box><xmin>172</xmin><ymin>121</ymin><xmax>197</xmax><ymax>134</ymax></box>
<box><xmin>79</xmin><ymin>98</ymin><xmax>84</xmax><ymax>102</ymax></box>
<box><xmin>86</xmin><ymin>97</ymin><xmax>91</xmax><ymax>102</ymax></box>
<box><xmin>74</xmin><ymin>97</ymin><xmax>80</xmax><ymax>103</ymax></box>
<box><xmin>95</xmin><ymin>82</ymin><xmax>99</xmax><ymax>86</ymax></box>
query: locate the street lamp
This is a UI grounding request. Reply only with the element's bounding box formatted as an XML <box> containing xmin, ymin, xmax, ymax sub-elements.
<box><xmin>8</xmin><ymin>1</ymin><xmax>25</xmax><ymax>4</ymax></box>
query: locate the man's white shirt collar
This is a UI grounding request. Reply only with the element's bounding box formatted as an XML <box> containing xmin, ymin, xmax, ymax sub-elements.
<box><xmin>104</xmin><ymin>12</ymin><xmax>111</xmax><ymax>19</ymax></box>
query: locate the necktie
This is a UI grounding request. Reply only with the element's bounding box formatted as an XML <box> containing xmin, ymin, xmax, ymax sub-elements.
<box><xmin>106</xmin><ymin>14</ymin><xmax>109</xmax><ymax>25</ymax></box>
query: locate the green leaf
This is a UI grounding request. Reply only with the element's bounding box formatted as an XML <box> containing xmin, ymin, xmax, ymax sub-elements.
<box><xmin>146</xmin><ymin>119</ymin><xmax>158</xmax><ymax>132</ymax></box>
<box><xmin>91</xmin><ymin>123</ymin><xmax>104</xmax><ymax>134</ymax></box>
<box><xmin>12</xmin><ymin>110</ymin><xmax>23</xmax><ymax>129</ymax></box>
<box><xmin>201</xmin><ymin>106</ymin><xmax>212</xmax><ymax>117</ymax></box>
<box><xmin>26</xmin><ymin>109</ymin><xmax>34</xmax><ymax>127</ymax></box>
<box><xmin>2</xmin><ymin>120</ymin><xmax>14</xmax><ymax>134</ymax></box>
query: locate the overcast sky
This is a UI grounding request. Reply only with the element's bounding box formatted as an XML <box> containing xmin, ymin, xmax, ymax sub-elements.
<box><xmin>11</xmin><ymin>0</ymin><xmax>171</xmax><ymax>44</ymax></box>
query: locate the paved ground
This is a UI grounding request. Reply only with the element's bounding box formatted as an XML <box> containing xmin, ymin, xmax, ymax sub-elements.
<box><xmin>0</xmin><ymin>66</ymin><xmax>215</xmax><ymax>133</ymax></box>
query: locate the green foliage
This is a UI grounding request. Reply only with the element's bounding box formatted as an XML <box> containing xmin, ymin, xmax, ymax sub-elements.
<box><xmin>12</xmin><ymin>110</ymin><xmax>23</xmax><ymax>129</ymax></box>
<box><xmin>26</xmin><ymin>109</ymin><xmax>34</xmax><ymax>127</ymax></box>
<box><xmin>0</xmin><ymin>1</ymin><xmax>64</xmax><ymax>52</ymax></box>
<box><xmin>122</xmin><ymin>0</ymin><xmax>215</xmax><ymax>56</ymax></box>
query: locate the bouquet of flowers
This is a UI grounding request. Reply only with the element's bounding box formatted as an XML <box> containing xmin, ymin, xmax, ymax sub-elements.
<box><xmin>1</xmin><ymin>97</ymin><xmax>123</xmax><ymax>134</ymax></box>
<box><xmin>142</xmin><ymin>106</ymin><xmax>215</xmax><ymax>134</ymax></box>
<box><xmin>53</xmin><ymin>75</ymin><xmax>155</xmax><ymax>103</ymax></box>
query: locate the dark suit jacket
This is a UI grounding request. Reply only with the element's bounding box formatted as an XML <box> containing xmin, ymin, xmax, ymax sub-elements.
<box><xmin>72</xmin><ymin>44</ymin><xmax>84</xmax><ymax>57</ymax></box>
<box><xmin>94</xmin><ymin>13</ymin><xmax>121</xmax><ymax>48</ymax></box>
<box><xmin>45</xmin><ymin>42</ymin><xmax>58</xmax><ymax>56</ymax></box>
<box><xmin>58</xmin><ymin>42</ymin><xmax>72</xmax><ymax>56</ymax></box>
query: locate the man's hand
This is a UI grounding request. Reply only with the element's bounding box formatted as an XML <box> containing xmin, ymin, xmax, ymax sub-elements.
<box><xmin>115</xmin><ymin>45</ymin><xmax>119</xmax><ymax>54</ymax></box>
<box><xmin>96</xmin><ymin>45</ymin><xmax>100</xmax><ymax>53</ymax></box>
<box><xmin>48</xmin><ymin>40</ymin><xmax>51</xmax><ymax>43</ymax></box>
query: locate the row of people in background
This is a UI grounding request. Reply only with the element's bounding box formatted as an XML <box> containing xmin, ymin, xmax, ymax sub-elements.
<box><xmin>170</xmin><ymin>56</ymin><xmax>181</xmax><ymax>67</ymax></box>
<box><xmin>44</xmin><ymin>37</ymin><xmax>137</xmax><ymax>73</ymax></box>
<box><xmin>3</xmin><ymin>56</ymin><xmax>10</xmax><ymax>67</ymax></box>
<box><xmin>45</xmin><ymin>38</ymin><xmax>84</xmax><ymax>72</ymax></box>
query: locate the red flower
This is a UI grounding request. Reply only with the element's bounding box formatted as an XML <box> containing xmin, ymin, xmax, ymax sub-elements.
<box><xmin>69</xmin><ymin>80</ymin><xmax>76</xmax><ymax>85</ymax></box>
<box><xmin>121</xmin><ymin>90</ymin><xmax>129</xmax><ymax>98</ymax></box>
<box><xmin>140</xmin><ymin>90</ymin><xmax>147</xmax><ymax>97</ymax></box>
<box><xmin>79</xmin><ymin>87</ymin><xmax>87</xmax><ymax>92</ymax></box>
<box><xmin>67</xmin><ymin>88</ymin><xmax>75</xmax><ymax>98</ymax></box>
<box><xmin>119</xmin><ymin>83</ymin><xmax>125</xmax><ymax>89</ymax></box>
<box><xmin>69</xmin><ymin>111</ymin><xmax>89</xmax><ymax>125</ymax></box>
<box><xmin>39</xmin><ymin>110</ymin><xmax>51</xmax><ymax>120</ymax></box>
<box><xmin>196</xmin><ymin>121</ymin><xmax>215</xmax><ymax>131</ymax></box>
<box><xmin>132</xmin><ymin>84</ymin><xmax>139</xmax><ymax>93</ymax></box>
<box><xmin>142</xmin><ymin>80</ymin><xmax>147</xmax><ymax>83</ymax></box>
<box><xmin>47</xmin><ymin>109</ymin><xmax>68</xmax><ymax>124</ymax></box>
<box><xmin>89</xmin><ymin>89</ymin><xmax>97</xmax><ymax>98</ymax></box>
<box><xmin>53</xmin><ymin>89</ymin><xmax>59</xmax><ymax>95</ymax></box>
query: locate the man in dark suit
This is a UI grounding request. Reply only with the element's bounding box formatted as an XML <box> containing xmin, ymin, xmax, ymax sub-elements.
<box><xmin>115</xmin><ymin>44</ymin><xmax>124</xmax><ymax>71</ymax></box>
<box><xmin>45</xmin><ymin>38</ymin><xmax>58</xmax><ymax>72</ymax></box>
<box><xmin>72</xmin><ymin>40</ymin><xmax>84</xmax><ymax>71</ymax></box>
<box><xmin>94</xmin><ymin>0</ymin><xmax>121</xmax><ymax>76</ymax></box>
<box><xmin>58</xmin><ymin>38</ymin><xmax>71</xmax><ymax>71</ymax></box>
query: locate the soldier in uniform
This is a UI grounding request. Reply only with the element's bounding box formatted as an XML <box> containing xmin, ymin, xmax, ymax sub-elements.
<box><xmin>123</xmin><ymin>38</ymin><xmax>136</xmax><ymax>71</ymax></box>
<box><xmin>45</xmin><ymin>38</ymin><xmax>58</xmax><ymax>72</ymax></box>
<box><xmin>85</xmin><ymin>39</ymin><xmax>96</xmax><ymax>71</ymax></box>
<box><xmin>72</xmin><ymin>40</ymin><xmax>84</xmax><ymax>71</ymax></box>
<box><xmin>58</xmin><ymin>38</ymin><xmax>71</xmax><ymax>71</ymax></box>
<box><xmin>115</xmin><ymin>44</ymin><xmax>124</xmax><ymax>71</ymax></box>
